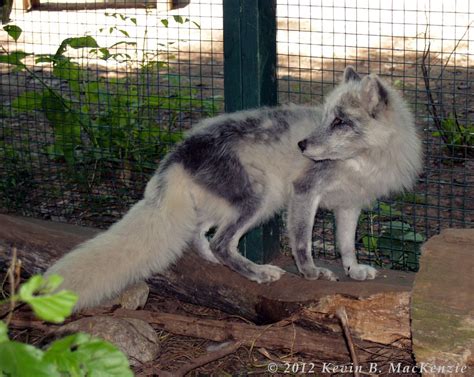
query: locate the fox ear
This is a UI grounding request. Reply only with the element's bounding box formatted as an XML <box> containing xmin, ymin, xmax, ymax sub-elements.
<box><xmin>360</xmin><ymin>75</ymin><xmax>389</xmax><ymax>118</ymax></box>
<box><xmin>343</xmin><ymin>66</ymin><xmax>361</xmax><ymax>83</ymax></box>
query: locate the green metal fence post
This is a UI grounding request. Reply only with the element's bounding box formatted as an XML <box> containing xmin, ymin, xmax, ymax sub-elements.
<box><xmin>223</xmin><ymin>0</ymin><xmax>280</xmax><ymax>263</ymax></box>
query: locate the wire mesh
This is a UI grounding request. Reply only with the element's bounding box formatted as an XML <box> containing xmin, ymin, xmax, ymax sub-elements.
<box><xmin>0</xmin><ymin>0</ymin><xmax>224</xmax><ymax>227</ymax></box>
<box><xmin>277</xmin><ymin>0</ymin><xmax>473</xmax><ymax>270</ymax></box>
<box><xmin>0</xmin><ymin>0</ymin><xmax>472</xmax><ymax>271</ymax></box>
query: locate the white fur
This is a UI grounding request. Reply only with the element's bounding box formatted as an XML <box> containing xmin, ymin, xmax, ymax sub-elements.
<box><xmin>47</xmin><ymin>166</ymin><xmax>201</xmax><ymax>310</ymax></box>
<box><xmin>46</xmin><ymin>68</ymin><xmax>422</xmax><ymax>310</ymax></box>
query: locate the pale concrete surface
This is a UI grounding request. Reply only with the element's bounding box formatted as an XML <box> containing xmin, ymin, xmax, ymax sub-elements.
<box><xmin>2</xmin><ymin>0</ymin><xmax>472</xmax><ymax>74</ymax></box>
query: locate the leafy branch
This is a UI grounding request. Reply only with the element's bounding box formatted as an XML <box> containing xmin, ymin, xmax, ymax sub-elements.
<box><xmin>0</xmin><ymin>250</ymin><xmax>133</xmax><ymax>376</ymax></box>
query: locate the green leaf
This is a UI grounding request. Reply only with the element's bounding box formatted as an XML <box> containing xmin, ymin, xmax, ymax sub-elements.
<box><xmin>378</xmin><ymin>235</ymin><xmax>404</xmax><ymax>253</ymax></box>
<box><xmin>53</xmin><ymin>59</ymin><xmax>80</xmax><ymax>81</ymax></box>
<box><xmin>44</xmin><ymin>333</ymin><xmax>90</xmax><ymax>376</ymax></box>
<box><xmin>41</xmin><ymin>91</ymin><xmax>82</xmax><ymax>164</ymax></box>
<box><xmin>52</xmin><ymin>59</ymin><xmax>82</xmax><ymax>96</ymax></box>
<box><xmin>28</xmin><ymin>290</ymin><xmax>78</xmax><ymax>324</ymax></box>
<box><xmin>378</xmin><ymin>202</ymin><xmax>402</xmax><ymax>217</ymax></box>
<box><xmin>109</xmin><ymin>41</ymin><xmax>137</xmax><ymax>49</ymax></box>
<box><xmin>381</xmin><ymin>221</ymin><xmax>411</xmax><ymax>232</ymax></box>
<box><xmin>98</xmin><ymin>47</ymin><xmax>111</xmax><ymax>60</ymax></box>
<box><xmin>0</xmin><ymin>341</ymin><xmax>60</xmax><ymax>377</ymax></box>
<box><xmin>44</xmin><ymin>333</ymin><xmax>133</xmax><ymax>377</ymax></box>
<box><xmin>45</xmin><ymin>144</ymin><xmax>64</xmax><ymax>159</ymax></box>
<box><xmin>130</xmin><ymin>17</ymin><xmax>137</xmax><ymax>25</ymax></box>
<box><xmin>401</xmin><ymin>231</ymin><xmax>426</xmax><ymax>243</ymax></box>
<box><xmin>11</xmin><ymin>90</ymin><xmax>44</xmax><ymax>112</ymax></box>
<box><xmin>35</xmin><ymin>55</ymin><xmax>55</xmax><ymax>64</ymax></box>
<box><xmin>3</xmin><ymin>25</ymin><xmax>23</xmax><ymax>42</ymax></box>
<box><xmin>0</xmin><ymin>322</ymin><xmax>8</xmax><ymax>343</ymax></box>
<box><xmin>0</xmin><ymin>51</ymin><xmax>30</xmax><ymax>66</ymax></box>
<box><xmin>397</xmin><ymin>192</ymin><xmax>427</xmax><ymax>204</ymax></box>
<box><xmin>173</xmin><ymin>15</ymin><xmax>184</xmax><ymax>24</ymax></box>
<box><xmin>18</xmin><ymin>275</ymin><xmax>78</xmax><ymax>323</ymax></box>
<box><xmin>77</xmin><ymin>337</ymin><xmax>133</xmax><ymax>377</ymax></box>
<box><xmin>55</xmin><ymin>36</ymin><xmax>99</xmax><ymax>58</ymax></box>
<box><xmin>362</xmin><ymin>235</ymin><xmax>378</xmax><ymax>251</ymax></box>
<box><xmin>441</xmin><ymin>117</ymin><xmax>457</xmax><ymax>132</ymax></box>
<box><xmin>68</xmin><ymin>36</ymin><xmax>100</xmax><ymax>49</ymax></box>
<box><xmin>118</xmin><ymin>29</ymin><xmax>130</xmax><ymax>38</ymax></box>
<box><xmin>160</xmin><ymin>19</ymin><xmax>169</xmax><ymax>27</ymax></box>
<box><xmin>18</xmin><ymin>275</ymin><xmax>45</xmax><ymax>297</ymax></box>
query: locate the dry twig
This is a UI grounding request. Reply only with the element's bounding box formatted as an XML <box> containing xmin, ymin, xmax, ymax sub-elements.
<box><xmin>5</xmin><ymin>247</ymin><xmax>18</xmax><ymax>326</ymax></box>
<box><xmin>336</xmin><ymin>307</ymin><xmax>360</xmax><ymax>377</ymax></box>
<box><xmin>169</xmin><ymin>341</ymin><xmax>242</xmax><ymax>377</ymax></box>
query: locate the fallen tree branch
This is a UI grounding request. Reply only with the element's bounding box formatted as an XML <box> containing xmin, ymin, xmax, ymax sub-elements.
<box><xmin>171</xmin><ymin>341</ymin><xmax>242</xmax><ymax>377</ymax></box>
<box><xmin>112</xmin><ymin>308</ymin><xmax>413</xmax><ymax>364</ymax></box>
<box><xmin>421</xmin><ymin>40</ymin><xmax>448</xmax><ymax>144</ymax></box>
<box><xmin>0</xmin><ymin>214</ymin><xmax>415</xmax><ymax>334</ymax></box>
<box><xmin>336</xmin><ymin>307</ymin><xmax>360</xmax><ymax>377</ymax></box>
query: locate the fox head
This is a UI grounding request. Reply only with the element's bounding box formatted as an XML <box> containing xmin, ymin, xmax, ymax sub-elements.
<box><xmin>298</xmin><ymin>66</ymin><xmax>403</xmax><ymax>162</ymax></box>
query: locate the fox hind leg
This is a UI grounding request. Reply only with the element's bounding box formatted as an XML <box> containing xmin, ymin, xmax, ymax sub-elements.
<box><xmin>193</xmin><ymin>223</ymin><xmax>220</xmax><ymax>264</ymax></box>
<box><xmin>210</xmin><ymin>211</ymin><xmax>285</xmax><ymax>283</ymax></box>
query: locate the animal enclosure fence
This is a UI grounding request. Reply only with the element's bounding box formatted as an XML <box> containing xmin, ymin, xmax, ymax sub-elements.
<box><xmin>0</xmin><ymin>0</ymin><xmax>472</xmax><ymax>271</ymax></box>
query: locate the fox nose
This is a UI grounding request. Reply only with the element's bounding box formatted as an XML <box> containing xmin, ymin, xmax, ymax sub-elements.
<box><xmin>298</xmin><ymin>140</ymin><xmax>307</xmax><ymax>152</ymax></box>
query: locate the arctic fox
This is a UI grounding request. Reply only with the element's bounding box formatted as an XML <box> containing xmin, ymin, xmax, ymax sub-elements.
<box><xmin>46</xmin><ymin>67</ymin><xmax>422</xmax><ymax>310</ymax></box>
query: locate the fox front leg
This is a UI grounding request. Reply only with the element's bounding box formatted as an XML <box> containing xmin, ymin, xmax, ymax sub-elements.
<box><xmin>335</xmin><ymin>207</ymin><xmax>378</xmax><ymax>280</ymax></box>
<box><xmin>287</xmin><ymin>193</ymin><xmax>338</xmax><ymax>281</ymax></box>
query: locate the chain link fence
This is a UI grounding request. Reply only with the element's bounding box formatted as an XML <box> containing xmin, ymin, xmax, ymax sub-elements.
<box><xmin>1</xmin><ymin>0</ymin><xmax>472</xmax><ymax>271</ymax></box>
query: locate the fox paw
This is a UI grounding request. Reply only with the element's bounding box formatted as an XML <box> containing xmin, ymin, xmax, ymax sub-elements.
<box><xmin>302</xmin><ymin>266</ymin><xmax>338</xmax><ymax>281</ymax></box>
<box><xmin>346</xmin><ymin>264</ymin><xmax>378</xmax><ymax>280</ymax></box>
<box><xmin>253</xmin><ymin>265</ymin><xmax>285</xmax><ymax>283</ymax></box>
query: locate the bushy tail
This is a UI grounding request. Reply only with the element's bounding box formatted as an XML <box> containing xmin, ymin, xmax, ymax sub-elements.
<box><xmin>46</xmin><ymin>178</ymin><xmax>195</xmax><ymax>311</ymax></box>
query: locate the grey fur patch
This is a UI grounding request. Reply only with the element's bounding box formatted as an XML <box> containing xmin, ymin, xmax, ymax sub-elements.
<box><xmin>293</xmin><ymin>160</ymin><xmax>334</xmax><ymax>194</ymax></box>
<box><xmin>376</xmin><ymin>79</ymin><xmax>389</xmax><ymax>105</ymax></box>
<box><xmin>332</xmin><ymin>107</ymin><xmax>355</xmax><ymax>129</ymax></box>
<box><xmin>371</xmin><ymin>79</ymin><xmax>388</xmax><ymax>118</ymax></box>
<box><xmin>211</xmin><ymin>213</ymin><xmax>254</xmax><ymax>257</ymax></box>
<box><xmin>267</xmin><ymin>108</ymin><xmax>291</xmax><ymax>131</ymax></box>
<box><xmin>159</xmin><ymin>108</ymin><xmax>296</xmax><ymax>206</ymax></box>
<box><xmin>296</xmin><ymin>248</ymin><xmax>310</xmax><ymax>264</ymax></box>
<box><xmin>239</xmin><ymin>108</ymin><xmax>292</xmax><ymax>142</ymax></box>
<box><xmin>209</xmin><ymin>211</ymin><xmax>265</xmax><ymax>280</ymax></box>
<box><xmin>343</xmin><ymin>66</ymin><xmax>361</xmax><ymax>83</ymax></box>
<box><xmin>364</xmin><ymin>77</ymin><xmax>390</xmax><ymax>118</ymax></box>
<box><xmin>168</xmin><ymin>133</ymin><xmax>259</xmax><ymax>208</ymax></box>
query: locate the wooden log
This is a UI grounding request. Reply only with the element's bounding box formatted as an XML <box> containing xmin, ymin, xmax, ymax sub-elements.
<box><xmin>411</xmin><ymin>229</ymin><xmax>474</xmax><ymax>374</ymax></box>
<box><xmin>112</xmin><ymin>308</ymin><xmax>413</xmax><ymax>364</ymax></box>
<box><xmin>0</xmin><ymin>214</ymin><xmax>413</xmax><ymax>345</ymax></box>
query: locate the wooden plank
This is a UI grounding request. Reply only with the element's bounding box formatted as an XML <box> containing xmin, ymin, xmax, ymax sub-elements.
<box><xmin>411</xmin><ymin>229</ymin><xmax>474</xmax><ymax>374</ymax></box>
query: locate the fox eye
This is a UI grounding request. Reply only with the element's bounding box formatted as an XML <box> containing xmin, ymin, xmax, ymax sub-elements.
<box><xmin>331</xmin><ymin>117</ymin><xmax>345</xmax><ymax>129</ymax></box>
